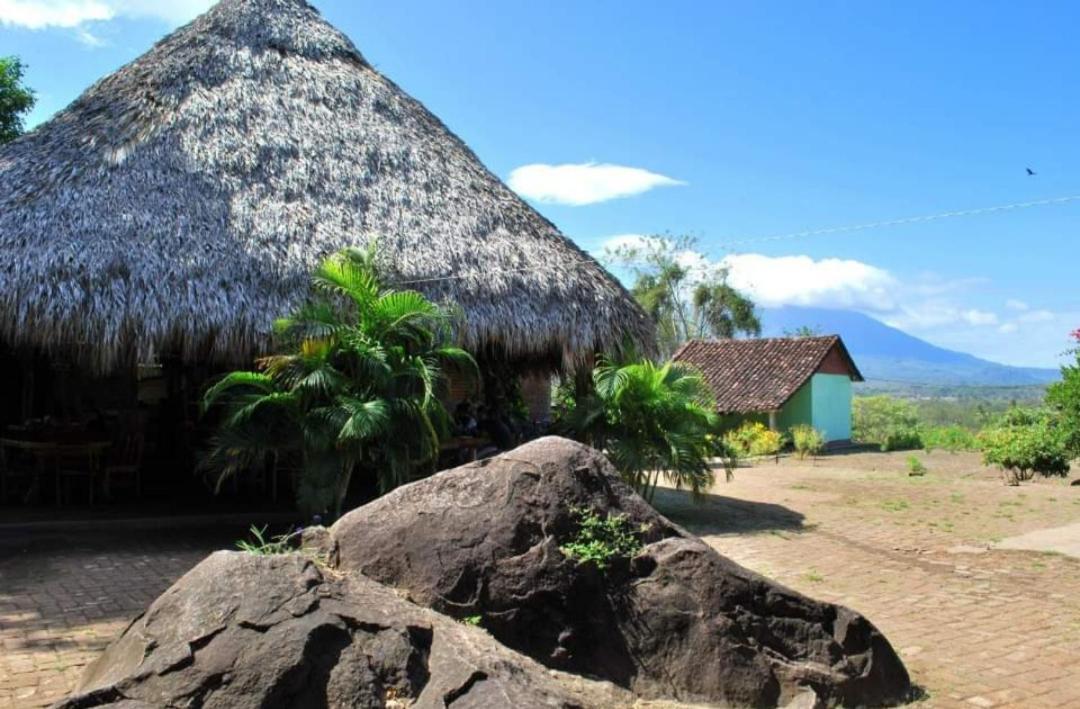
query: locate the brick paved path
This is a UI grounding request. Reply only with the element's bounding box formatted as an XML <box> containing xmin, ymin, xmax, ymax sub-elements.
<box><xmin>2</xmin><ymin>451</ymin><xmax>1079</xmax><ymax>708</ymax></box>
<box><xmin>657</xmin><ymin>450</ymin><xmax>1080</xmax><ymax>709</ymax></box>
<box><xmin>0</xmin><ymin>525</ymin><xmax>242</xmax><ymax>708</ymax></box>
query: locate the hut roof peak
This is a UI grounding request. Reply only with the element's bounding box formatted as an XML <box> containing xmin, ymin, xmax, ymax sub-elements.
<box><xmin>0</xmin><ymin>0</ymin><xmax>651</xmax><ymax>372</ymax></box>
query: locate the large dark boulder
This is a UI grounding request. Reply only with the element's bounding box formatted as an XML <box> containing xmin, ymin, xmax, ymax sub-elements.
<box><xmin>331</xmin><ymin>437</ymin><xmax>912</xmax><ymax>707</ymax></box>
<box><xmin>56</xmin><ymin>551</ymin><xmax>636</xmax><ymax>709</ymax></box>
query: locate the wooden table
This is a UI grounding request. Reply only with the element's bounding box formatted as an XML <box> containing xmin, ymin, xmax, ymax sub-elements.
<box><xmin>0</xmin><ymin>437</ymin><xmax>110</xmax><ymax>505</ymax></box>
<box><xmin>440</xmin><ymin>435</ymin><xmax>492</xmax><ymax>462</ymax></box>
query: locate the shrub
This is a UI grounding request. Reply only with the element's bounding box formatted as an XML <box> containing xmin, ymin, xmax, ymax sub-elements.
<box><xmin>853</xmin><ymin>395</ymin><xmax>923</xmax><ymax>451</ymax></box>
<box><xmin>790</xmin><ymin>424</ymin><xmax>824</xmax><ymax>460</ymax></box>
<box><xmin>559</xmin><ymin>507</ymin><xmax>647</xmax><ymax>571</ymax></box>
<box><xmin>906</xmin><ymin>455</ymin><xmax>927</xmax><ymax>476</ymax></box>
<box><xmin>921</xmin><ymin>425</ymin><xmax>979</xmax><ymax>453</ymax></box>
<box><xmin>202</xmin><ymin>247</ymin><xmax>475</xmax><ymax>520</ymax></box>
<box><xmin>724</xmin><ymin>421</ymin><xmax>783</xmax><ymax>458</ymax></box>
<box><xmin>880</xmin><ymin>427</ymin><xmax>923</xmax><ymax>452</ymax></box>
<box><xmin>556</xmin><ymin>359</ymin><xmax>719</xmax><ymax>503</ymax></box>
<box><xmin>978</xmin><ymin>410</ymin><xmax>1071</xmax><ymax>485</ymax></box>
<box><xmin>1045</xmin><ymin>330</ymin><xmax>1080</xmax><ymax>457</ymax></box>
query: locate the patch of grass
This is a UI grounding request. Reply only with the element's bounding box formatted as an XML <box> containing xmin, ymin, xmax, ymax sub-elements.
<box><xmin>236</xmin><ymin>525</ymin><xmax>297</xmax><ymax>555</ymax></box>
<box><xmin>950</xmin><ymin>492</ymin><xmax>965</xmax><ymax>504</ymax></box>
<box><xmin>461</xmin><ymin>615</ymin><xmax>483</xmax><ymax>627</ymax></box>
<box><xmin>881</xmin><ymin>499</ymin><xmax>910</xmax><ymax>513</ymax></box>
<box><xmin>802</xmin><ymin>569</ymin><xmax>825</xmax><ymax>583</ymax></box>
<box><xmin>560</xmin><ymin>507</ymin><xmax>648</xmax><ymax>572</ymax></box>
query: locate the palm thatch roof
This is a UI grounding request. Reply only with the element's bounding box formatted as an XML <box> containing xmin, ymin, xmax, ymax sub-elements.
<box><xmin>0</xmin><ymin>0</ymin><xmax>650</xmax><ymax>373</ymax></box>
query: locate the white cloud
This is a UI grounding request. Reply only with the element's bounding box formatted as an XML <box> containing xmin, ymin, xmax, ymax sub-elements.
<box><xmin>592</xmin><ymin>234</ymin><xmax>1075</xmax><ymax>364</ymax></box>
<box><xmin>0</xmin><ymin>0</ymin><xmax>212</xmax><ymax>31</ymax></box>
<box><xmin>508</xmin><ymin>162</ymin><xmax>685</xmax><ymax>206</ymax></box>
<box><xmin>963</xmin><ymin>309</ymin><xmax>999</xmax><ymax>326</ymax></box>
<box><xmin>720</xmin><ymin>253</ymin><xmax>898</xmax><ymax>311</ymax></box>
<box><xmin>1019</xmin><ymin>309</ymin><xmax>1055</xmax><ymax>323</ymax></box>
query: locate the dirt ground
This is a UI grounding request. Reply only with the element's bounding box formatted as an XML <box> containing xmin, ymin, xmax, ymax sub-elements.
<box><xmin>654</xmin><ymin>449</ymin><xmax>1080</xmax><ymax>708</ymax></box>
<box><xmin>3</xmin><ymin>450</ymin><xmax>1079</xmax><ymax>708</ymax></box>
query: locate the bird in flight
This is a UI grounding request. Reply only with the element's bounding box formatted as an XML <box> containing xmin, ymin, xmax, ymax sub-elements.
<box><xmin>1026</xmin><ymin>167</ymin><xmax>1037</xmax><ymax>176</ymax></box>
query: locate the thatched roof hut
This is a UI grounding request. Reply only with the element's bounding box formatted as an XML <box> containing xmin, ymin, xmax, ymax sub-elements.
<box><xmin>0</xmin><ymin>0</ymin><xmax>650</xmax><ymax>373</ymax></box>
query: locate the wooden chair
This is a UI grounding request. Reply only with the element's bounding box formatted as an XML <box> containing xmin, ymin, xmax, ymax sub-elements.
<box><xmin>103</xmin><ymin>420</ymin><xmax>146</xmax><ymax>500</ymax></box>
<box><xmin>56</xmin><ymin>444</ymin><xmax>107</xmax><ymax>506</ymax></box>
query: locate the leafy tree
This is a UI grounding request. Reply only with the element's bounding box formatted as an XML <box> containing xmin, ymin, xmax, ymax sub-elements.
<box><xmin>1045</xmin><ymin>329</ymin><xmax>1080</xmax><ymax>456</ymax></box>
<box><xmin>853</xmin><ymin>395</ymin><xmax>923</xmax><ymax>451</ymax></box>
<box><xmin>0</xmin><ymin>57</ymin><xmax>35</xmax><ymax>145</ymax></box>
<box><xmin>978</xmin><ymin>408</ymin><xmax>1071</xmax><ymax>485</ymax></box>
<box><xmin>783</xmin><ymin>325</ymin><xmax>823</xmax><ymax>338</ymax></box>
<box><xmin>557</xmin><ymin>359</ymin><xmax>719</xmax><ymax>503</ymax></box>
<box><xmin>202</xmin><ymin>247</ymin><xmax>475</xmax><ymax>520</ymax></box>
<box><xmin>606</xmin><ymin>235</ymin><xmax>760</xmax><ymax>357</ymax></box>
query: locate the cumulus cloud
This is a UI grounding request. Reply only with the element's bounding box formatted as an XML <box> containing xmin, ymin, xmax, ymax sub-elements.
<box><xmin>719</xmin><ymin>253</ymin><xmax>898</xmax><ymax>311</ymax></box>
<box><xmin>1005</xmin><ymin>299</ymin><xmax>1029</xmax><ymax>312</ymax></box>
<box><xmin>0</xmin><ymin>0</ymin><xmax>212</xmax><ymax>31</ymax></box>
<box><xmin>508</xmin><ymin>162</ymin><xmax>685</xmax><ymax>206</ymax></box>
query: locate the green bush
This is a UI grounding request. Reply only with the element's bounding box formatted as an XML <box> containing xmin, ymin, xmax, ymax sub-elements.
<box><xmin>556</xmin><ymin>359</ymin><xmax>719</xmax><ymax>503</ymax></box>
<box><xmin>880</xmin><ymin>428</ymin><xmax>923</xmax><ymax>452</ymax></box>
<box><xmin>724</xmin><ymin>421</ymin><xmax>783</xmax><ymax>458</ymax></box>
<box><xmin>906</xmin><ymin>455</ymin><xmax>927</xmax><ymax>476</ymax></box>
<box><xmin>978</xmin><ymin>409</ymin><xmax>1071</xmax><ymax>485</ymax></box>
<box><xmin>559</xmin><ymin>507</ymin><xmax>647</xmax><ymax>571</ymax></box>
<box><xmin>790</xmin><ymin>424</ymin><xmax>824</xmax><ymax>460</ymax></box>
<box><xmin>1046</xmin><ymin>333</ymin><xmax>1080</xmax><ymax>457</ymax></box>
<box><xmin>920</xmin><ymin>425</ymin><xmax>979</xmax><ymax>453</ymax></box>
<box><xmin>854</xmin><ymin>395</ymin><xmax>924</xmax><ymax>451</ymax></box>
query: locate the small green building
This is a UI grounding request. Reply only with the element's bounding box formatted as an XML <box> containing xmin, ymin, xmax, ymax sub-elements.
<box><xmin>673</xmin><ymin>336</ymin><xmax>863</xmax><ymax>444</ymax></box>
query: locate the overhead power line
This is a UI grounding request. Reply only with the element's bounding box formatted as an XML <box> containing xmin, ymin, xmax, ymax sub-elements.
<box><xmin>389</xmin><ymin>192</ymin><xmax>1080</xmax><ymax>287</ymax></box>
<box><xmin>714</xmin><ymin>193</ymin><xmax>1080</xmax><ymax>250</ymax></box>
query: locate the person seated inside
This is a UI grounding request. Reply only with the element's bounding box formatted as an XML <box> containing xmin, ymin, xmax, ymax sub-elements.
<box><xmin>453</xmin><ymin>400</ymin><xmax>478</xmax><ymax>437</ymax></box>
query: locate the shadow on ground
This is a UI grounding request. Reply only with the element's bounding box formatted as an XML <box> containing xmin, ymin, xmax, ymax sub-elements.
<box><xmin>652</xmin><ymin>487</ymin><xmax>806</xmax><ymax>536</ymax></box>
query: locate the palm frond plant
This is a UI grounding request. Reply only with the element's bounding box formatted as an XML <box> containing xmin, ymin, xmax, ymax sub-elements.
<box><xmin>558</xmin><ymin>359</ymin><xmax>720</xmax><ymax>504</ymax></box>
<box><xmin>201</xmin><ymin>246</ymin><xmax>476</xmax><ymax>520</ymax></box>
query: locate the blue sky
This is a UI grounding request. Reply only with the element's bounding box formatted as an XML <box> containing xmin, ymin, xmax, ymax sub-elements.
<box><xmin>3</xmin><ymin>0</ymin><xmax>1078</xmax><ymax>366</ymax></box>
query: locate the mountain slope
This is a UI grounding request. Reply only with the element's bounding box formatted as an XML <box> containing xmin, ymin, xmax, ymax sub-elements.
<box><xmin>762</xmin><ymin>306</ymin><xmax>1060</xmax><ymax>386</ymax></box>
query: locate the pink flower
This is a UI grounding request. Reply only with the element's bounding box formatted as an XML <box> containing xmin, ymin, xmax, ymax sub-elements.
<box><xmin>1072</xmin><ymin>328</ymin><xmax>1080</xmax><ymax>342</ymax></box>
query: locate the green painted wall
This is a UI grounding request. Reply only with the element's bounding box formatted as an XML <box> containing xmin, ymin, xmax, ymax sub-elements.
<box><xmin>776</xmin><ymin>380</ymin><xmax>812</xmax><ymax>433</ymax></box>
<box><xmin>716</xmin><ymin>373</ymin><xmax>853</xmax><ymax>443</ymax></box>
<box><xmin>809</xmin><ymin>373</ymin><xmax>853</xmax><ymax>442</ymax></box>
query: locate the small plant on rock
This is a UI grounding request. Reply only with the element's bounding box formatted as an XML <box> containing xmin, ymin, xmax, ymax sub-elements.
<box><xmin>235</xmin><ymin>525</ymin><xmax>297</xmax><ymax>555</ymax></box>
<box><xmin>559</xmin><ymin>507</ymin><xmax>647</xmax><ymax>572</ymax></box>
<box><xmin>906</xmin><ymin>455</ymin><xmax>927</xmax><ymax>476</ymax></box>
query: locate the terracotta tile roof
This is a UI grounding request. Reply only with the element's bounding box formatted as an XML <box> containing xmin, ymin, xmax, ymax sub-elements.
<box><xmin>672</xmin><ymin>336</ymin><xmax>863</xmax><ymax>413</ymax></box>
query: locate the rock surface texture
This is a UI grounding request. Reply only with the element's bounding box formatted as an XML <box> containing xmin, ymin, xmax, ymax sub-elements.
<box><xmin>331</xmin><ymin>437</ymin><xmax>912</xmax><ymax>707</ymax></box>
<box><xmin>56</xmin><ymin>551</ymin><xmax>636</xmax><ymax>708</ymax></box>
<box><xmin>59</xmin><ymin>437</ymin><xmax>911</xmax><ymax>708</ymax></box>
